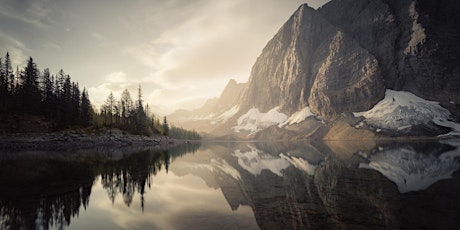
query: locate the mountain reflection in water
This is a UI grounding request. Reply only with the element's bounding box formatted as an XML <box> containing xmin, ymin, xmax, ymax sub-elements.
<box><xmin>0</xmin><ymin>140</ymin><xmax>459</xmax><ymax>229</ymax></box>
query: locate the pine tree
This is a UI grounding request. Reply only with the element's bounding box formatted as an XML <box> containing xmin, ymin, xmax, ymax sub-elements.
<box><xmin>162</xmin><ymin>116</ymin><xmax>169</xmax><ymax>136</ymax></box>
<box><xmin>0</xmin><ymin>57</ymin><xmax>5</xmax><ymax>111</ymax></box>
<box><xmin>120</xmin><ymin>89</ymin><xmax>133</xmax><ymax>126</ymax></box>
<box><xmin>104</xmin><ymin>91</ymin><xmax>116</xmax><ymax>126</ymax></box>
<box><xmin>134</xmin><ymin>85</ymin><xmax>148</xmax><ymax>134</ymax></box>
<box><xmin>20</xmin><ymin>57</ymin><xmax>40</xmax><ymax>113</ymax></box>
<box><xmin>71</xmin><ymin>82</ymin><xmax>80</xmax><ymax>125</ymax></box>
<box><xmin>4</xmin><ymin>52</ymin><xmax>14</xmax><ymax>93</ymax></box>
<box><xmin>62</xmin><ymin>75</ymin><xmax>72</xmax><ymax>125</ymax></box>
<box><xmin>42</xmin><ymin>68</ymin><xmax>54</xmax><ymax>116</ymax></box>
<box><xmin>80</xmin><ymin>88</ymin><xmax>92</xmax><ymax>126</ymax></box>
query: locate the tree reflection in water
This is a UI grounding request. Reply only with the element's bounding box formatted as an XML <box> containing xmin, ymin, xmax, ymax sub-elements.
<box><xmin>0</xmin><ymin>143</ymin><xmax>200</xmax><ymax>230</ymax></box>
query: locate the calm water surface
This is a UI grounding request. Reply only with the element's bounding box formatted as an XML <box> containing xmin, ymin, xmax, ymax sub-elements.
<box><xmin>1</xmin><ymin>140</ymin><xmax>460</xmax><ymax>229</ymax></box>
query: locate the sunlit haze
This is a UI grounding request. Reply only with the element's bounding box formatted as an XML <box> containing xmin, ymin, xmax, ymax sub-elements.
<box><xmin>0</xmin><ymin>0</ymin><xmax>329</xmax><ymax>115</ymax></box>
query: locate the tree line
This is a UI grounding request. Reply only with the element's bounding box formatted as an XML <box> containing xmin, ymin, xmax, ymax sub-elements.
<box><xmin>0</xmin><ymin>51</ymin><xmax>200</xmax><ymax>139</ymax></box>
<box><xmin>97</xmin><ymin>88</ymin><xmax>201</xmax><ymax>139</ymax></box>
<box><xmin>0</xmin><ymin>52</ymin><xmax>93</xmax><ymax>127</ymax></box>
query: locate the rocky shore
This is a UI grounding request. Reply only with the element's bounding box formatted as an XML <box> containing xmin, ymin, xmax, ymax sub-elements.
<box><xmin>0</xmin><ymin>129</ymin><xmax>181</xmax><ymax>151</ymax></box>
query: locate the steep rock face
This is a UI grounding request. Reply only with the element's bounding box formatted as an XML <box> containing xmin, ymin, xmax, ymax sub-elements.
<box><xmin>308</xmin><ymin>31</ymin><xmax>384</xmax><ymax>118</ymax></box>
<box><xmin>319</xmin><ymin>0</ymin><xmax>460</xmax><ymax>106</ymax></box>
<box><xmin>239</xmin><ymin>4</ymin><xmax>385</xmax><ymax>119</ymax></box>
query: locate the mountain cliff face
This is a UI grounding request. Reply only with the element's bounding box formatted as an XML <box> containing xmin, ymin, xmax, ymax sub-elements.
<box><xmin>240</xmin><ymin>4</ymin><xmax>385</xmax><ymax>119</ymax></box>
<box><xmin>319</xmin><ymin>0</ymin><xmax>460</xmax><ymax>111</ymax></box>
<box><xmin>171</xmin><ymin>0</ymin><xmax>460</xmax><ymax>138</ymax></box>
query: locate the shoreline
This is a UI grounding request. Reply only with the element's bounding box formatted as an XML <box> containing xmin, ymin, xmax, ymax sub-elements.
<box><xmin>0</xmin><ymin>130</ymin><xmax>183</xmax><ymax>151</ymax></box>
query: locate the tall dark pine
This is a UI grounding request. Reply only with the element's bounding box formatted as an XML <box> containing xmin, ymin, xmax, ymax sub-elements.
<box><xmin>20</xmin><ymin>57</ymin><xmax>40</xmax><ymax>113</ymax></box>
<box><xmin>4</xmin><ymin>53</ymin><xmax>14</xmax><ymax>93</ymax></box>
<box><xmin>63</xmin><ymin>75</ymin><xmax>72</xmax><ymax>125</ymax></box>
<box><xmin>42</xmin><ymin>68</ymin><xmax>54</xmax><ymax>116</ymax></box>
<box><xmin>71</xmin><ymin>82</ymin><xmax>80</xmax><ymax>125</ymax></box>
<box><xmin>0</xmin><ymin>57</ymin><xmax>5</xmax><ymax>111</ymax></box>
<box><xmin>80</xmin><ymin>88</ymin><xmax>92</xmax><ymax>126</ymax></box>
<box><xmin>162</xmin><ymin>116</ymin><xmax>169</xmax><ymax>136</ymax></box>
<box><xmin>135</xmin><ymin>85</ymin><xmax>148</xmax><ymax>134</ymax></box>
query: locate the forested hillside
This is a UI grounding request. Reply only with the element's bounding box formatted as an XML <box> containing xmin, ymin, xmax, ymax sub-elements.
<box><xmin>0</xmin><ymin>52</ymin><xmax>200</xmax><ymax>140</ymax></box>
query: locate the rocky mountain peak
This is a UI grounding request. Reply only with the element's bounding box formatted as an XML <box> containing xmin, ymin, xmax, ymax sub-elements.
<box><xmin>170</xmin><ymin>0</ymin><xmax>460</xmax><ymax>138</ymax></box>
<box><xmin>238</xmin><ymin>1</ymin><xmax>384</xmax><ymax>119</ymax></box>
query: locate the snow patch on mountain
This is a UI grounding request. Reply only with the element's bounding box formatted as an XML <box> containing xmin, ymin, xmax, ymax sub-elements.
<box><xmin>353</xmin><ymin>90</ymin><xmax>460</xmax><ymax>135</ymax></box>
<box><xmin>232</xmin><ymin>107</ymin><xmax>288</xmax><ymax>134</ymax></box>
<box><xmin>279</xmin><ymin>107</ymin><xmax>314</xmax><ymax>127</ymax></box>
<box><xmin>233</xmin><ymin>146</ymin><xmax>290</xmax><ymax>177</ymax></box>
<box><xmin>359</xmin><ymin>146</ymin><xmax>460</xmax><ymax>193</ymax></box>
<box><xmin>211</xmin><ymin>105</ymin><xmax>239</xmax><ymax>125</ymax></box>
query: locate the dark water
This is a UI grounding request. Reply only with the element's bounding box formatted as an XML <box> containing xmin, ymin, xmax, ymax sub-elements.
<box><xmin>1</xmin><ymin>140</ymin><xmax>460</xmax><ymax>229</ymax></box>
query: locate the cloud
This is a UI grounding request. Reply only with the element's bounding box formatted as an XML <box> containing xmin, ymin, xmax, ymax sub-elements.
<box><xmin>0</xmin><ymin>32</ymin><xmax>29</xmax><ymax>67</ymax></box>
<box><xmin>91</xmin><ymin>32</ymin><xmax>105</xmax><ymax>41</ymax></box>
<box><xmin>105</xmin><ymin>72</ymin><xmax>127</xmax><ymax>83</ymax></box>
<box><xmin>88</xmin><ymin>72</ymin><xmax>139</xmax><ymax>108</ymax></box>
<box><xmin>0</xmin><ymin>0</ymin><xmax>56</xmax><ymax>29</ymax></box>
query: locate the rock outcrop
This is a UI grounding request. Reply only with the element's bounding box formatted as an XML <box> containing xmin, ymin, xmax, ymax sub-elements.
<box><xmin>319</xmin><ymin>0</ymin><xmax>460</xmax><ymax>113</ymax></box>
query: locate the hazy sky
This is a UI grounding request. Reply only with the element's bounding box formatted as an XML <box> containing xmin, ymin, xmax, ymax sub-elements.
<box><xmin>0</xmin><ymin>0</ymin><xmax>329</xmax><ymax>115</ymax></box>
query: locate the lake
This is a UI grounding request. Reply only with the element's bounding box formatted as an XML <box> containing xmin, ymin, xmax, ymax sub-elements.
<box><xmin>1</xmin><ymin>140</ymin><xmax>460</xmax><ymax>229</ymax></box>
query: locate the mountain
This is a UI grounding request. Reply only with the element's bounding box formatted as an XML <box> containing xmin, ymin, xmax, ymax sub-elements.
<box><xmin>168</xmin><ymin>79</ymin><xmax>247</xmax><ymax>133</ymax></box>
<box><xmin>170</xmin><ymin>0</ymin><xmax>460</xmax><ymax>139</ymax></box>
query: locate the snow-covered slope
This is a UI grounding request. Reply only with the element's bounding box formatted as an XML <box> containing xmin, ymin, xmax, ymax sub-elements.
<box><xmin>210</xmin><ymin>105</ymin><xmax>239</xmax><ymax>125</ymax></box>
<box><xmin>359</xmin><ymin>145</ymin><xmax>460</xmax><ymax>193</ymax></box>
<box><xmin>232</xmin><ymin>106</ymin><xmax>315</xmax><ymax>135</ymax></box>
<box><xmin>232</xmin><ymin>107</ymin><xmax>288</xmax><ymax>134</ymax></box>
<box><xmin>354</xmin><ymin>90</ymin><xmax>460</xmax><ymax>135</ymax></box>
<box><xmin>279</xmin><ymin>107</ymin><xmax>314</xmax><ymax>128</ymax></box>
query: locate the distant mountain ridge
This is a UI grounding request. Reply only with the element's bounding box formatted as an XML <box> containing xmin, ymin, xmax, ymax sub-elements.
<box><xmin>170</xmin><ymin>0</ymin><xmax>460</xmax><ymax>139</ymax></box>
<box><xmin>168</xmin><ymin>79</ymin><xmax>246</xmax><ymax>133</ymax></box>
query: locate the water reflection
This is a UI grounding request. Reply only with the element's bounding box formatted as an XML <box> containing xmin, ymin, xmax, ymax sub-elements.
<box><xmin>0</xmin><ymin>140</ymin><xmax>459</xmax><ymax>229</ymax></box>
<box><xmin>359</xmin><ymin>141</ymin><xmax>460</xmax><ymax>193</ymax></box>
<box><xmin>0</xmin><ymin>143</ymin><xmax>200</xmax><ymax>230</ymax></box>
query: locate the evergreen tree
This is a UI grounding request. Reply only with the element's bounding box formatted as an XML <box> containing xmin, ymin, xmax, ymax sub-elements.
<box><xmin>120</xmin><ymin>89</ymin><xmax>133</xmax><ymax>126</ymax></box>
<box><xmin>71</xmin><ymin>82</ymin><xmax>81</xmax><ymax>124</ymax></box>
<box><xmin>162</xmin><ymin>116</ymin><xmax>169</xmax><ymax>136</ymax></box>
<box><xmin>42</xmin><ymin>68</ymin><xmax>54</xmax><ymax>115</ymax></box>
<box><xmin>62</xmin><ymin>75</ymin><xmax>72</xmax><ymax>125</ymax></box>
<box><xmin>104</xmin><ymin>91</ymin><xmax>116</xmax><ymax>126</ymax></box>
<box><xmin>20</xmin><ymin>57</ymin><xmax>40</xmax><ymax>113</ymax></box>
<box><xmin>0</xmin><ymin>57</ymin><xmax>5</xmax><ymax>111</ymax></box>
<box><xmin>4</xmin><ymin>52</ymin><xmax>14</xmax><ymax>93</ymax></box>
<box><xmin>134</xmin><ymin>85</ymin><xmax>148</xmax><ymax>134</ymax></box>
<box><xmin>80</xmin><ymin>88</ymin><xmax>92</xmax><ymax>126</ymax></box>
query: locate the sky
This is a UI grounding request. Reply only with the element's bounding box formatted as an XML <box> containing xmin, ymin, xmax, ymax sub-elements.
<box><xmin>0</xmin><ymin>0</ymin><xmax>329</xmax><ymax>115</ymax></box>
